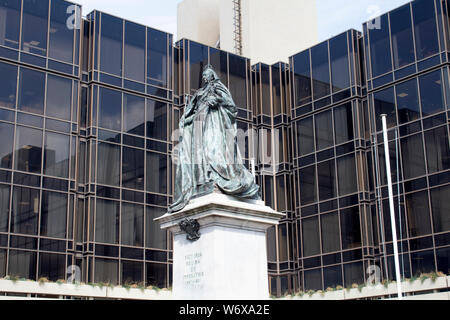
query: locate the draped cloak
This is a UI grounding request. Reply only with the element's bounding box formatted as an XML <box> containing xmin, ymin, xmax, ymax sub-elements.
<box><xmin>169</xmin><ymin>72</ymin><xmax>260</xmax><ymax>213</ymax></box>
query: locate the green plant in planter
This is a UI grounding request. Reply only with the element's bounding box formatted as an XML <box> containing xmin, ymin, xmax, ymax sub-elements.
<box><xmin>336</xmin><ymin>285</ymin><xmax>343</xmax><ymax>291</ymax></box>
<box><xmin>56</xmin><ymin>279</ymin><xmax>65</xmax><ymax>285</ymax></box>
<box><xmin>381</xmin><ymin>279</ymin><xmax>390</xmax><ymax>288</ymax></box>
<box><xmin>296</xmin><ymin>291</ymin><xmax>305</xmax><ymax>297</ymax></box>
<box><xmin>38</xmin><ymin>277</ymin><xmax>49</xmax><ymax>285</ymax></box>
<box><xmin>7</xmin><ymin>275</ymin><xmax>19</xmax><ymax>283</ymax></box>
<box><xmin>357</xmin><ymin>283</ymin><xmax>365</xmax><ymax>292</ymax></box>
<box><xmin>306</xmin><ymin>290</ymin><xmax>315</xmax><ymax>297</ymax></box>
<box><xmin>419</xmin><ymin>273</ymin><xmax>430</xmax><ymax>284</ymax></box>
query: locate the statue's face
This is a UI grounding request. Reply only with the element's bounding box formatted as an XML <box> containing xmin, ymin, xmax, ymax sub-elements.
<box><xmin>202</xmin><ymin>69</ymin><xmax>214</xmax><ymax>84</ymax></box>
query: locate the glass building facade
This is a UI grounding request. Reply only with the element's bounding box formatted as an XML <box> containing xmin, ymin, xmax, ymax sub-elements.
<box><xmin>0</xmin><ymin>0</ymin><xmax>449</xmax><ymax>296</ymax></box>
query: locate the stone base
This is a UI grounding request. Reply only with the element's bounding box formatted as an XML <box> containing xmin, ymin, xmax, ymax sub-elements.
<box><xmin>156</xmin><ymin>193</ymin><xmax>284</xmax><ymax>300</ymax></box>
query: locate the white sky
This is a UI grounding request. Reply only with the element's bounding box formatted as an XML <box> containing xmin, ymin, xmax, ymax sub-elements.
<box><xmin>73</xmin><ymin>0</ymin><xmax>412</xmax><ymax>42</ymax></box>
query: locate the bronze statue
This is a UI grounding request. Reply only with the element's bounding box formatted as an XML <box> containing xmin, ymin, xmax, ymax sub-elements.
<box><xmin>169</xmin><ymin>65</ymin><xmax>261</xmax><ymax>213</ymax></box>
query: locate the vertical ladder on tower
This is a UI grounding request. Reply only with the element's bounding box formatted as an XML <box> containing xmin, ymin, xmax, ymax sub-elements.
<box><xmin>233</xmin><ymin>0</ymin><xmax>243</xmax><ymax>55</ymax></box>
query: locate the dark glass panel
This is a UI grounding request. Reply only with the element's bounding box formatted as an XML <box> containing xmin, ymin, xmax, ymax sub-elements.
<box><xmin>369</xmin><ymin>14</ymin><xmax>392</xmax><ymax>77</ymax></box>
<box><xmin>146</xmin><ymin>206</ymin><xmax>166</xmax><ymax>249</ymax></box>
<box><xmin>0</xmin><ymin>250</ymin><xmax>5</xmax><ymax>278</ymax></box>
<box><xmin>146</xmin><ymin>262</ymin><xmax>166</xmax><ymax>288</ymax></box>
<box><xmin>337</xmin><ymin>154</ymin><xmax>357</xmax><ymax>196</ymax></box>
<box><xmin>49</xmin><ymin>0</ymin><xmax>74</xmax><ymax>63</ymax></box>
<box><xmin>264</xmin><ymin>175</ymin><xmax>274</xmax><ymax>209</ymax></box>
<box><xmin>431</xmin><ymin>185</ymin><xmax>450</xmax><ymax>233</ymax></box>
<box><xmin>122</xmin><ymin>260</ymin><xmax>143</xmax><ymax>285</ymax></box>
<box><xmin>296</xmin><ymin>117</ymin><xmax>314</xmax><ymax>156</ymax></box>
<box><xmin>405</xmin><ymin>191</ymin><xmax>432</xmax><ymax>237</ymax></box>
<box><xmin>38</xmin><ymin>253</ymin><xmax>66</xmax><ymax>281</ymax></box>
<box><xmin>44</xmin><ymin>132</ymin><xmax>70</xmax><ymax>178</ymax></box>
<box><xmin>46</xmin><ymin>75</ymin><xmax>72</xmax><ymax>121</ymax></box>
<box><xmin>146</xmin><ymin>99</ymin><xmax>167</xmax><ymax>140</ymax></box>
<box><xmin>340</xmin><ymin>207</ymin><xmax>361</xmax><ymax>249</ymax></box>
<box><xmin>373</xmin><ymin>87</ymin><xmax>396</xmax><ymax>131</ymax></box>
<box><xmin>321</xmin><ymin>212</ymin><xmax>341</xmax><ymax>253</ymax></box>
<box><xmin>0</xmin><ymin>0</ymin><xmax>21</xmax><ymax>49</ymax></box>
<box><xmin>260</xmin><ymin>64</ymin><xmax>271</xmax><ymax>116</ymax></box>
<box><xmin>390</xmin><ymin>4</ymin><xmax>415</xmax><ymax>69</ymax></box>
<box><xmin>0</xmin><ymin>122</ymin><xmax>14</xmax><ymax>168</ymax></box>
<box><xmin>98</xmin><ymin>87</ymin><xmax>121</xmax><ymax>131</ymax></box>
<box><xmin>97</xmin><ymin>142</ymin><xmax>120</xmax><ymax>187</ymax></box>
<box><xmin>436</xmin><ymin>247</ymin><xmax>450</xmax><ymax>274</ymax></box>
<box><xmin>311</xmin><ymin>42</ymin><xmax>330</xmax><ymax>100</ymax></box>
<box><xmin>334</xmin><ymin>103</ymin><xmax>353</xmax><ymax>144</ymax></box>
<box><xmin>122</xmin><ymin>147</ymin><xmax>144</xmax><ymax>191</ymax></box>
<box><xmin>323</xmin><ymin>265</ymin><xmax>343</xmax><ymax>289</ymax></box>
<box><xmin>411</xmin><ymin>250</ymin><xmax>435</xmax><ymax>276</ymax></box>
<box><xmin>18</xmin><ymin>68</ymin><xmax>45</xmax><ymax>115</ymax></box>
<box><xmin>124</xmin><ymin>21</ymin><xmax>145</xmax><ymax>82</ymax></box>
<box><xmin>329</xmin><ymin>32</ymin><xmax>350</xmax><ymax>93</ymax></box>
<box><xmin>317</xmin><ymin>160</ymin><xmax>336</xmax><ymax>201</ymax></box>
<box><xmin>377</xmin><ymin>141</ymin><xmax>399</xmax><ymax>186</ymax></box>
<box><xmin>100</xmin><ymin>13</ymin><xmax>123</xmax><ymax>76</ymax></box>
<box><xmin>304</xmin><ymin>269</ymin><xmax>322</xmax><ymax>291</ymax></box>
<box><xmin>343</xmin><ymin>262</ymin><xmax>364</xmax><ymax>287</ymax></box>
<box><xmin>0</xmin><ymin>62</ymin><xmax>17</xmax><ymax>109</ymax></box>
<box><xmin>146</xmin><ymin>151</ymin><xmax>167</xmax><ymax>194</ymax></box>
<box><xmin>419</xmin><ymin>70</ymin><xmax>445</xmax><ymax>116</ymax></box>
<box><xmin>14</xmin><ymin>126</ymin><xmax>42</xmax><ymax>173</ymax></box>
<box><xmin>302</xmin><ymin>217</ymin><xmax>320</xmax><ymax>257</ymax></box>
<box><xmin>293</xmin><ymin>50</ymin><xmax>312</xmax><ymax>106</ymax></box>
<box><xmin>413</xmin><ymin>0</ymin><xmax>439</xmax><ymax>60</ymax></box>
<box><xmin>95</xmin><ymin>199</ymin><xmax>119</xmax><ymax>244</ymax></box>
<box><xmin>189</xmin><ymin>41</ymin><xmax>208</xmax><ymax>93</ymax></box>
<box><xmin>396</xmin><ymin>78</ymin><xmax>420</xmax><ymax>124</ymax></box>
<box><xmin>276</xmin><ymin>176</ymin><xmax>286</xmax><ymax>212</ymax></box>
<box><xmin>11</xmin><ymin>186</ymin><xmax>39</xmax><ymax>235</ymax></box>
<box><xmin>147</xmin><ymin>28</ymin><xmax>168</xmax><ymax>87</ymax></box>
<box><xmin>40</xmin><ymin>191</ymin><xmax>67</xmax><ymax>239</ymax></box>
<box><xmin>123</xmin><ymin>94</ymin><xmax>145</xmax><ymax>136</ymax></box>
<box><xmin>278</xmin><ymin>223</ymin><xmax>288</xmax><ymax>261</ymax></box>
<box><xmin>209</xmin><ymin>48</ymin><xmax>228</xmax><ymax>86</ymax></box>
<box><xmin>272</xmin><ymin>65</ymin><xmax>281</xmax><ymax>115</ymax></box>
<box><xmin>266</xmin><ymin>226</ymin><xmax>276</xmax><ymax>261</ymax></box>
<box><xmin>121</xmin><ymin>203</ymin><xmax>144</xmax><ymax>247</ymax></box>
<box><xmin>382</xmin><ymin>197</ymin><xmax>407</xmax><ymax>242</ymax></box>
<box><xmin>425</xmin><ymin>126</ymin><xmax>450</xmax><ymax>174</ymax></box>
<box><xmin>0</xmin><ymin>184</ymin><xmax>9</xmax><ymax>232</ymax></box>
<box><xmin>94</xmin><ymin>258</ymin><xmax>118</xmax><ymax>285</ymax></box>
<box><xmin>228</xmin><ymin>53</ymin><xmax>247</xmax><ymax>109</ymax></box>
<box><xmin>315</xmin><ymin>110</ymin><xmax>333</xmax><ymax>150</ymax></box>
<box><xmin>8</xmin><ymin>250</ymin><xmax>36</xmax><ymax>280</ymax></box>
<box><xmin>401</xmin><ymin>133</ymin><xmax>426</xmax><ymax>180</ymax></box>
<box><xmin>21</xmin><ymin>0</ymin><xmax>48</xmax><ymax>56</ymax></box>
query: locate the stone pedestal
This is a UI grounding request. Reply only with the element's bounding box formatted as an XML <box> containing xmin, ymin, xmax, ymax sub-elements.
<box><xmin>155</xmin><ymin>193</ymin><xmax>284</xmax><ymax>300</ymax></box>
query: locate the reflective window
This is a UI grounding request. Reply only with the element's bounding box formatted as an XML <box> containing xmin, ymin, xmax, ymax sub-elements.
<box><xmin>189</xmin><ymin>41</ymin><xmax>208</xmax><ymax>93</ymax></box>
<box><xmin>123</xmin><ymin>94</ymin><xmax>145</xmax><ymax>136</ymax></box>
<box><xmin>146</xmin><ymin>151</ymin><xmax>167</xmax><ymax>194</ymax></box>
<box><xmin>330</xmin><ymin>32</ymin><xmax>350</xmax><ymax>93</ymax></box>
<box><xmin>296</xmin><ymin>117</ymin><xmax>314</xmax><ymax>156</ymax></box>
<box><xmin>146</xmin><ymin>262</ymin><xmax>166</xmax><ymax>287</ymax></box>
<box><xmin>261</xmin><ymin>64</ymin><xmax>271</xmax><ymax>116</ymax></box>
<box><xmin>377</xmin><ymin>141</ymin><xmax>399</xmax><ymax>186</ymax></box>
<box><xmin>431</xmin><ymin>185</ymin><xmax>450</xmax><ymax>233</ymax></box>
<box><xmin>94</xmin><ymin>258</ymin><xmax>118</xmax><ymax>285</ymax></box>
<box><xmin>311</xmin><ymin>42</ymin><xmax>330</xmax><ymax>100</ymax></box>
<box><xmin>100</xmin><ymin>13</ymin><xmax>123</xmax><ymax>76</ymax></box>
<box><xmin>304</xmin><ymin>269</ymin><xmax>322</xmax><ymax>291</ymax></box>
<box><xmin>369</xmin><ymin>14</ymin><xmax>392</xmax><ymax>77</ymax></box>
<box><xmin>0</xmin><ymin>122</ymin><xmax>14</xmax><ymax>169</ymax></box>
<box><xmin>401</xmin><ymin>133</ymin><xmax>426</xmax><ymax>180</ymax></box>
<box><xmin>340</xmin><ymin>207</ymin><xmax>361</xmax><ymax>249</ymax></box>
<box><xmin>321</xmin><ymin>212</ymin><xmax>340</xmax><ymax>253</ymax></box>
<box><xmin>411</xmin><ymin>250</ymin><xmax>435</xmax><ymax>277</ymax></box>
<box><xmin>46</xmin><ymin>75</ymin><xmax>72</xmax><ymax>121</ymax></box>
<box><xmin>0</xmin><ymin>0</ymin><xmax>21</xmax><ymax>49</ymax></box>
<box><xmin>122</xmin><ymin>260</ymin><xmax>143</xmax><ymax>285</ymax></box>
<box><xmin>267</xmin><ymin>226</ymin><xmax>276</xmax><ymax>261</ymax></box>
<box><xmin>121</xmin><ymin>203</ymin><xmax>144</xmax><ymax>247</ymax></box>
<box><xmin>95</xmin><ymin>199</ymin><xmax>119</xmax><ymax>244</ymax></box>
<box><xmin>44</xmin><ymin>132</ymin><xmax>70</xmax><ymax>178</ymax></box>
<box><xmin>278</xmin><ymin>223</ymin><xmax>288</xmax><ymax>261</ymax></box>
<box><xmin>0</xmin><ymin>250</ymin><xmax>5</xmax><ymax>278</ymax></box>
<box><xmin>229</xmin><ymin>54</ymin><xmax>247</xmax><ymax>108</ymax></box>
<box><xmin>49</xmin><ymin>0</ymin><xmax>74</xmax><ymax>63</ymax></box>
<box><xmin>0</xmin><ymin>184</ymin><xmax>10</xmax><ymax>232</ymax></box>
<box><xmin>98</xmin><ymin>87</ymin><xmax>121</xmax><ymax>131</ymax></box>
<box><xmin>337</xmin><ymin>154</ymin><xmax>357</xmax><ymax>196</ymax></box>
<box><xmin>18</xmin><ymin>68</ymin><xmax>45</xmax><ymax>115</ymax></box>
<box><xmin>21</xmin><ymin>0</ymin><xmax>48</xmax><ymax>56</ymax></box>
<box><xmin>334</xmin><ymin>103</ymin><xmax>353</xmax><ymax>144</ymax></box>
<box><xmin>148</xmin><ymin>28</ymin><xmax>168</xmax><ymax>87</ymax></box>
<box><xmin>299</xmin><ymin>165</ymin><xmax>317</xmax><ymax>206</ymax></box>
<box><xmin>38</xmin><ymin>253</ymin><xmax>66</xmax><ymax>281</ymax></box>
<box><xmin>11</xmin><ymin>186</ymin><xmax>39</xmax><ymax>235</ymax></box>
<box><xmin>373</xmin><ymin>87</ymin><xmax>396</xmax><ymax>131</ymax></box>
<box><xmin>318</xmin><ymin>160</ymin><xmax>336</xmax><ymax>201</ymax></box>
<box><xmin>40</xmin><ymin>191</ymin><xmax>67</xmax><ymax>239</ymax></box>
<box><xmin>210</xmin><ymin>48</ymin><xmax>228</xmax><ymax>86</ymax></box>
<box><xmin>14</xmin><ymin>126</ymin><xmax>43</xmax><ymax>173</ymax></box>
<box><xmin>405</xmin><ymin>191</ymin><xmax>431</xmax><ymax>237</ymax></box>
<box><xmin>436</xmin><ymin>247</ymin><xmax>450</xmax><ymax>275</ymax></box>
<box><xmin>146</xmin><ymin>206</ymin><xmax>166</xmax><ymax>249</ymax></box>
<box><xmin>390</xmin><ymin>4</ymin><xmax>415</xmax><ymax>69</ymax></box>
<box><xmin>8</xmin><ymin>250</ymin><xmax>36</xmax><ymax>280</ymax></box>
<box><xmin>146</xmin><ymin>99</ymin><xmax>167</xmax><ymax>140</ymax></box>
<box><xmin>315</xmin><ymin>110</ymin><xmax>333</xmax><ymax>150</ymax></box>
<box><xmin>419</xmin><ymin>70</ymin><xmax>445</xmax><ymax>116</ymax></box>
<box><xmin>122</xmin><ymin>147</ymin><xmax>144</xmax><ymax>190</ymax></box>
<box><xmin>413</xmin><ymin>0</ymin><xmax>439</xmax><ymax>60</ymax></box>
<box><xmin>425</xmin><ymin>127</ymin><xmax>450</xmax><ymax>174</ymax></box>
<box><xmin>323</xmin><ymin>265</ymin><xmax>343</xmax><ymax>289</ymax></box>
<box><xmin>0</xmin><ymin>62</ymin><xmax>17</xmax><ymax>109</ymax></box>
<box><xmin>343</xmin><ymin>262</ymin><xmax>364</xmax><ymax>287</ymax></box>
<box><xmin>97</xmin><ymin>142</ymin><xmax>120</xmax><ymax>186</ymax></box>
<box><xmin>396</xmin><ymin>78</ymin><xmax>420</xmax><ymax>124</ymax></box>
<box><xmin>302</xmin><ymin>217</ymin><xmax>320</xmax><ymax>257</ymax></box>
<box><xmin>124</xmin><ymin>21</ymin><xmax>145</xmax><ymax>82</ymax></box>
<box><xmin>293</xmin><ymin>50</ymin><xmax>312</xmax><ymax>106</ymax></box>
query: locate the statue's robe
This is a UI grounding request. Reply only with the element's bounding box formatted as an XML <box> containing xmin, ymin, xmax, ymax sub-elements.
<box><xmin>169</xmin><ymin>79</ymin><xmax>260</xmax><ymax>213</ymax></box>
